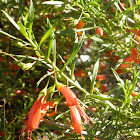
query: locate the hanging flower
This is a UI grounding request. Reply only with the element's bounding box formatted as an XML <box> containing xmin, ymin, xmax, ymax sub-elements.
<box><xmin>19</xmin><ymin>95</ymin><xmax>56</xmax><ymax>139</ymax></box>
<box><xmin>57</xmin><ymin>83</ymin><xmax>90</xmax><ymax>136</ymax></box>
<box><xmin>57</xmin><ymin>83</ymin><xmax>78</xmax><ymax>106</ymax></box>
<box><xmin>70</xmin><ymin>105</ymin><xmax>83</xmax><ymax>134</ymax></box>
<box><xmin>131</xmin><ymin>29</ymin><xmax>140</xmax><ymax>36</ymax></box>
<box><xmin>131</xmin><ymin>48</ymin><xmax>139</xmax><ymax>64</ymax></box>
<box><xmin>96</xmin><ymin>27</ymin><xmax>103</xmax><ymax>36</ymax></box>
<box><xmin>116</xmin><ymin>56</ymin><xmax>133</xmax><ymax>74</ymax></box>
<box><xmin>75</xmin><ymin>104</ymin><xmax>90</xmax><ymax>124</ymax></box>
<box><xmin>76</xmin><ymin>20</ymin><xmax>84</xmax><ymax>35</ymax></box>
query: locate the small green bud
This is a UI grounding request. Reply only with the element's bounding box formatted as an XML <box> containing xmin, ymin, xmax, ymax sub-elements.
<box><xmin>18</xmin><ymin>61</ymin><xmax>36</xmax><ymax>70</ymax></box>
<box><xmin>83</xmin><ymin>12</ymin><xmax>90</xmax><ymax>18</ymax></box>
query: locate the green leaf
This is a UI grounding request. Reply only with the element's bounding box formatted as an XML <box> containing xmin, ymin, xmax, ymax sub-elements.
<box><xmin>102</xmin><ymin>0</ymin><xmax>116</xmax><ymax>11</ymax></box>
<box><xmin>18</xmin><ymin>61</ymin><xmax>36</xmax><ymax>70</ymax></box>
<box><xmin>39</xmin><ymin>27</ymin><xmax>54</xmax><ymax>47</ymax></box>
<box><xmin>38</xmin><ymin>79</ymin><xmax>50</xmax><ymax>99</ymax></box>
<box><xmin>30</xmin><ymin>31</ymin><xmax>39</xmax><ymax>47</ymax></box>
<box><xmin>84</xmin><ymin>1</ymin><xmax>100</xmax><ymax>7</ymax></box>
<box><xmin>55</xmin><ymin>110</ymin><xmax>69</xmax><ymax>120</ymax></box>
<box><xmin>1</xmin><ymin>10</ymin><xmax>20</xmax><ymax>30</ymax></box>
<box><xmin>24</xmin><ymin>12</ymin><xmax>29</xmax><ymax>26</ymax></box>
<box><xmin>37</xmin><ymin>72</ymin><xmax>54</xmax><ymax>88</ymax></box>
<box><xmin>111</xmin><ymin>68</ymin><xmax>124</xmax><ymax>87</ymax></box>
<box><xmin>0</xmin><ymin>30</ymin><xmax>28</xmax><ymax>44</ymax></box>
<box><xmin>129</xmin><ymin>69</ymin><xmax>139</xmax><ymax>94</ymax></box>
<box><xmin>91</xmin><ymin>36</ymin><xmax>104</xmax><ymax>43</ymax></box>
<box><xmin>61</xmin><ymin>31</ymin><xmax>85</xmax><ymax>72</ymax></box>
<box><xmin>105</xmin><ymin>100</ymin><xmax>117</xmax><ymax>111</ymax></box>
<box><xmin>87</xmin><ymin>94</ymin><xmax>115</xmax><ymax>101</ymax></box>
<box><xmin>80</xmin><ymin>0</ymin><xmax>84</xmax><ymax>6</ymax></box>
<box><xmin>17</xmin><ymin>21</ymin><xmax>28</xmax><ymax>38</ymax></box>
<box><xmin>28</xmin><ymin>0</ymin><xmax>34</xmax><ymax>39</ymax></box>
<box><xmin>29</xmin><ymin>0</ymin><xmax>34</xmax><ymax>22</ymax></box>
<box><xmin>90</xmin><ymin>58</ymin><xmax>100</xmax><ymax>94</ymax></box>
<box><xmin>46</xmin><ymin>18</ymin><xmax>55</xmax><ymax>59</ymax></box>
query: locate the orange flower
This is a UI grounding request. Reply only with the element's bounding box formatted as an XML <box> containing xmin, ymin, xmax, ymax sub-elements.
<box><xmin>0</xmin><ymin>131</ymin><xmax>5</xmax><ymax>137</ymax></box>
<box><xmin>116</xmin><ymin>56</ymin><xmax>133</xmax><ymax>74</ymax></box>
<box><xmin>120</xmin><ymin>56</ymin><xmax>133</xmax><ymax>68</ymax></box>
<box><xmin>15</xmin><ymin>89</ymin><xmax>27</xmax><ymax>95</ymax></box>
<box><xmin>41</xmin><ymin>101</ymin><xmax>57</xmax><ymax>117</ymax></box>
<box><xmin>88</xmin><ymin>106</ymin><xmax>97</xmax><ymax>112</ymax></box>
<box><xmin>96</xmin><ymin>74</ymin><xmax>106</xmax><ymax>81</ymax></box>
<box><xmin>116</xmin><ymin>48</ymin><xmax>140</xmax><ymax>74</ymax></box>
<box><xmin>96</xmin><ymin>27</ymin><xmax>103</xmax><ymax>36</ymax></box>
<box><xmin>57</xmin><ymin>83</ymin><xmax>90</xmax><ymax>136</ymax></box>
<box><xmin>76</xmin><ymin>20</ymin><xmax>84</xmax><ymax>35</ymax></box>
<box><xmin>99</xmin><ymin>61</ymin><xmax>107</xmax><ymax>71</ymax></box>
<box><xmin>131</xmin><ymin>92</ymin><xmax>139</xmax><ymax>97</ymax></box>
<box><xmin>75</xmin><ymin>104</ymin><xmax>90</xmax><ymax>124</ymax></box>
<box><xmin>57</xmin><ymin>83</ymin><xmax>78</xmax><ymax>106</ymax></box>
<box><xmin>74</xmin><ymin>70</ymin><xmax>86</xmax><ymax>77</ymax></box>
<box><xmin>131</xmin><ymin>29</ymin><xmax>140</xmax><ymax>37</ymax></box>
<box><xmin>131</xmin><ymin>48</ymin><xmax>139</xmax><ymax>64</ymax></box>
<box><xmin>70</xmin><ymin>106</ymin><xmax>83</xmax><ymax>134</ymax></box>
<box><xmin>86</xmin><ymin>38</ymin><xmax>92</xmax><ymax>48</ymax></box>
<box><xmin>96</xmin><ymin>81</ymin><xmax>108</xmax><ymax>93</ymax></box>
<box><xmin>20</xmin><ymin>96</ymin><xmax>56</xmax><ymax>139</ymax></box>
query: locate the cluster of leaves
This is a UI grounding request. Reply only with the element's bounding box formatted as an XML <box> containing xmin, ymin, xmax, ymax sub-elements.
<box><xmin>0</xmin><ymin>0</ymin><xmax>140</xmax><ymax>139</ymax></box>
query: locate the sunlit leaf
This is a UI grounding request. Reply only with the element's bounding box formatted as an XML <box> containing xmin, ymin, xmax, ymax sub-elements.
<box><xmin>39</xmin><ymin>27</ymin><xmax>54</xmax><ymax>47</ymax></box>
<box><xmin>61</xmin><ymin>31</ymin><xmax>85</xmax><ymax>72</ymax></box>
<box><xmin>1</xmin><ymin>10</ymin><xmax>20</xmax><ymax>30</ymax></box>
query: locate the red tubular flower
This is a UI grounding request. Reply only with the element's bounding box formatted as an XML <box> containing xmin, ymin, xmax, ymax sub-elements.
<box><xmin>0</xmin><ymin>131</ymin><xmax>5</xmax><ymax>137</ymax></box>
<box><xmin>96</xmin><ymin>81</ymin><xmax>108</xmax><ymax>93</ymax></box>
<box><xmin>19</xmin><ymin>96</ymin><xmax>43</xmax><ymax>139</ymax></box>
<box><xmin>76</xmin><ymin>20</ymin><xmax>84</xmax><ymax>35</ymax></box>
<box><xmin>57</xmin><ymin>83</ymin><xmax>90</xmax><ymax>136</ymax></box>
<box><xmin>75</xmin><ymin>104</ymin><xmax>90</xmax><ymax>124</ymax></box>
<box><xmin>96</xmin><ymin>74</ymin><xmax>106</xmax><ymax>81</ymax></box>
<box><xmin>74</xmin><ymin>70</ymin><xmax>86</xmax><ymax>77</ymax></box>
<box><xmin>70</xmin><ymin>106</ymin><xmax>83</xmax><ymax>134</ymax></box>
<box><xmin>131</xmin><ymin>92</ymin><xmax>139</xmax><ymax>97</ymax></box>
<box><xmin>27</xmin><ymin>97</ymin><xmax>42</xmax><ymax>133</ymax></box>
<box><xmin>86</xmin><ymin>38</ymin><xmax>92</xmax><ymax>48</ymax></box>
<box><xmin>120</xmin><ymin>56</ymin><xmax>133</xmax><ymax>68</ymax></box>
<box><xmin>131</xmin><ymin>48</ymin><xmax>139</xmax><ymax>64</ymax></box>
<box><xmin>96</xmin><ymin>27</ymin><xmax>103</xmax><ymax>36</ymax></box>
<box><xmin>57</xmin><ymin>84</ymin><xmax>78</xmax><ymax>106</ymax></box>
<box><xmin>41</xmin><ymin>101</ymin><xmax>57</xmax><ymax>117</ymax></box>
<box><xmin>20</xmin><ymin>96</ymin><xmax>56</xmax><ymax>139</ymax></box>
<box><xmin>131</xmin><ymin>29</ymin><xmax>140</xmax><ymax>36</ymax></box>
<box><xmin>116</xmin><ymin>56</ymin><xmax>133</xmax><ymax>74</ymax></box>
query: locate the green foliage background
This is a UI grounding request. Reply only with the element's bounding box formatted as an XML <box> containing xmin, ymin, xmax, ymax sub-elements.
<box><xmin>0</xmin><ymin>0</ymin><xmax>140</xmax><ymax>139</ymax></box>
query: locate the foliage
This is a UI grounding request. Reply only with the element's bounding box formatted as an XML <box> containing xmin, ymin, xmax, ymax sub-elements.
<box><xmin>0</xmin><ymin>0</ymin><xmax>140</xmax><ymax>139</ymax></box>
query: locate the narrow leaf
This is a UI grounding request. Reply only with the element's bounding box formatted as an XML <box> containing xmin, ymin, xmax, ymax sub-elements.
<box><xmin>61</xmin><ymin>31</ymin><xmax>85</xmax><ymax>72</ymax></box>
<box><xmin>0</xmin><ymin>30</ymin><xmax>28</xmax><ymax>44</ymax></box>
<box><xmin>1</xmin><ymin>10</ymin><xmax>20</xmax><ymax>30</ymax></box>
<box><xmin>17</xmin><ymin>21</ymin><xmax>28</xmax><ymax>38</ymax></box>
<box><xmin>91</xmin><ymin>36</ymin><xmax>104</xmax><ymax>43</ymax></box>
<box><xmin>29</xmin><ymin>0</ymin><xmax>34</xmax><ymax>22</ymax></box>
<box><xmin>24</xmin><ymin>12</ymin><xmax>29</xmax><ymax>26</ymax></box>
<box><xmin>90</xmin><ymin>58</ymin><xmax>100</xmax><ymax>94</ymax></box>
<box><xmin>28</xmin><ymin>0</ymin><xmax>34</xmax><ymax>39</ymax></box>
<box><xmin>111</xmin><ymin>68</ymin><xmax>124</xmax><ymax>86</ymax></box>
<box><xmin>102</xmin><ymin>0</ymin><xmax>116</xmax><ymax>11</ymax></box>
<box><xmin>37</xmin><ymin>72</ymin><xmax>54</xmax><ymax>88</ymax></box>
<box><xmin>39</xmin><ymin>27</ymin><xmax>54</xmax><ymax>47</ymax></box>
<box><xmin>46</xmin><ymin>18</ymin><xmax>53</xmax><ymax>59</ymax></box>
<box><xmin>85</xmin><ymin>1</ymin><xmax>99</xmax><ymax>7</ymax></box>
